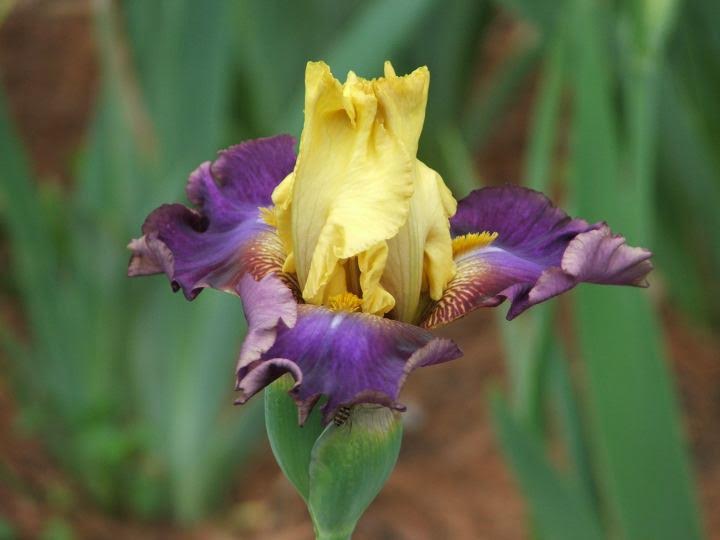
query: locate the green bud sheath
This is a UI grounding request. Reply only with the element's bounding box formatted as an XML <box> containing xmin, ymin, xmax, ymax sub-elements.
<box><xmin>265</xmin><ymin>378</ymin><xmax>403</xmax><ymax>539</ymax></box>
<box><xmin>308</xmin><ymin>406</ymin><xmax>403</xmax><ymax>540</ymax></box>
<box><xmin>264</xmin><ymin>374</ymin><xmax>324</xmax><ymax>501</ymax></box>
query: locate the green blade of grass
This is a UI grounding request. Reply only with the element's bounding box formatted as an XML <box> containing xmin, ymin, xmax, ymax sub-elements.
<box><xmin>412</xmin><ymin>0</ymin><xmax>489</xmax><ymax>197</ymax></box>
<box><xmin>654</xmin><ymin>71</ymin><xmax>720</xmax><ymax>325</ymax></box>
<box><xmin>490</xmin><ymin>390</ymin><xmax>604</xmax><ymax>540</ymax></box>
<box><xmin>105</xmin><ymin>0</ymin><xmax>263</xmax><ymax>521</ymax></box>
<box><xmin>499</xmin><ymin>303</ymin><xmax>554</xmax><ymax>435</ymax></box>
<box><xmin>568</xmin><ymin>2</ymin><xmax>703</xmax><ymax>538</ymax></box>
<box><xmin>523</xmin><ymin>31</ymin><xmax>565</xmax><ymax>192</ymax></box>
<box><xmin>546</xmin><ymin>338</ymin><xmax>598</xmax><ymax>511</ymax></box>
<box><xmin>3</xmin><ymin>0</ymin><xmax>264</xmax><ymax>520</ymax></box>
<box><xmin>233</xmin><ymin>0</ymin><xmax>373</xmax><ymax>136</ymax></box>
<box><xmin>495</xmin><ymin>25</ymin><xmax>566</xmax><ymax>435</ymax></box>
<box><xmin>414</xmin><ymin>0</ymin><xmax>489</xmax><ymax>125</ymax></box>
<box><xmin>273</xmin><ymin>0</ymin><xmax>438</xmax><ymax>135</ymax></box>
<box><xmin>652</xmin><ymin>3</ymin><xmax>720</xmax><ymax>326</ymax></box>
<box><xmin>492</xmin><ymin>0</ymin><xmax>565</xmax><ymax>35</ymax></box>
<box><xmin>435</xmin><ymin>125</ymin><xmax>481</xmax><ymax>199</ymax></box>
<box><xmin>462</xmin><ymin>39</ymin><xmax>541</xmax><ymax>150</ymax></box>
<box><xmin>0</xmin><ymin>86</ymin><xmax>75</xmax><ymax>410</ymax></box>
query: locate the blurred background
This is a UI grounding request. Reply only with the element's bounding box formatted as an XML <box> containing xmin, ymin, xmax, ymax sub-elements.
<box><xmin>0</xmin><ymin>0</ymin><xmax>718</xmax><ymax>538</ymax></box>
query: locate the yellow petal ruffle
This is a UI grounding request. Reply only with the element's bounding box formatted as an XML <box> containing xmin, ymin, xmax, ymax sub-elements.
<box><xmin>272</xmin><ymin>61</ymin><xmax>456</xmax><ymax>320</ymax></box>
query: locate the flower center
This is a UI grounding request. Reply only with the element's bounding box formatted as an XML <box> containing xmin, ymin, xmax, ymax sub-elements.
<box><xmin>327</xmin><ymin>292</ymin><xmax>363</xmax><ymax>313</ymax></box>
<box><xmin>451</xmin><ymin>232</ymin><xmax>499</xmax><ymax>255</ymax></box>
<box><xmin>259</xmin><ymin>206</ymin><xmax>277</xmax><ymax>227</ymax></box>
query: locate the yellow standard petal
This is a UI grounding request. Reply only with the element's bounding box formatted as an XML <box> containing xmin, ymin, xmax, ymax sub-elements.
<box><xmin>273</xmin><ymin>62</ymin><xmax>422</xmax><ymax>312</ymax></box>
<box><xmin>383</xmin><ymin>161</ymin><xmax>457</xmax><ymax>323</ymax></box>
<box><xmin>272</xmin><ymin>61</ymin><xmax>456</xmax><ymax>319</ymax></box>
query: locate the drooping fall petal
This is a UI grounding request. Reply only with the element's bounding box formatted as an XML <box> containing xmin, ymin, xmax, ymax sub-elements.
<box><xmin>421</xmin><ymin>185</ymin><xmax>653</xmax><ymax>327</ymax></box>
<box><xmin>234</xmin><ymin>274</ymin><xmax>462</xmax><ymax>425</ymax></box>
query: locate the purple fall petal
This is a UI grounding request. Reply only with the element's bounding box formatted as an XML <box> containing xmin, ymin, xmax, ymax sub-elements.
<box><xmin>237</xmin><ymin>271</ymin><xmax>297</xmax><ymax>366</ymax></box>
<box><xmin>127</xmin><ymin>135</ymin><xmax>296</xmax><ymax>299</ymax></box>
<box><xmin>422</xmin><ymin>185</ymin><xmax>653</xmax><ymax>326</ymax></box>
<box><xmin>516</xmin><ymin>225</ymin><xmax>653</xmax><ymax>317</ymax></box>
<box><xmin>235</xmin><ymin>275</ymin><xmax>462</xmax><ymax>425</ymax></box>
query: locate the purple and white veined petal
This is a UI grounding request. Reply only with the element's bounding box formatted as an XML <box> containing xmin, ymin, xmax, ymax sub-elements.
<box><xmin>127</xmin><ymin>135</ymin><xmax>296</xmax><ymax>299</ymax></box>
<box><xmin>422</xmin><ymin>185</ymin><xmax>653</xmax><ymax>327</ymax></box>
<box><xmin>234</xmin><ymin>274</ymin><xmax>463</xmax><ymax>425</ymax></box>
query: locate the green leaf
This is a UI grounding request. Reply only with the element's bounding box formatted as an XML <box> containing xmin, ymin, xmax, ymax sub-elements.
<box><xmin>0</xmin><ymin>518</ymin><xmax>16</xmax><ymax>540</ymax></box>
<box><xmin>654</xmin><ymin>65</ymin><xmax>720</xmax><ymax>326</ymax></box>
<box><xmin>574</xmin><ymin>288</ymin><xmax>703</xmax><ymax>540</ymax></box>
<box><xmin>39</xmin><ymin>519</ymin><xmax>75</xmax><ymax>540</ymax></box>
<box><xmin>568</xmin><ymin>2</ymin><xmax>704</xmax><ymax>538</ymax></box>
<box><xmin>498</xmin><ymin>302</ymin><xmax>554</xmax><ymax>435</ymax></box>
<box><xmin>546</xmin><ymin>338</ymin><xmax>598</xmax><ymax>510</ymax></box>
<box><xmin>490</xmin><ymin>391</ymin><xmax>604</xmax><ymax>540</ymax></box>
<box><xmin>274</xmin><ymin>0</ymin><xmax>438</xmax><ymax>135</ymax></box>
<box><xmin>435</xmin><ymin>125</ymin><xmax>480</xmax><ymax>199</ymax></box>
<box><xmin>462</xmin><ymin>41</ymin><xmax>541</xmax><ymax>150</ymax></box>
<box><xmin>410</xmin><ymin>0</ymin><xmax>489</xmax><ymax>125</ymax></box>
<box><xmin>2</xmin><ymin>0</ymin><xmax>265</xmax><ymax>521</ymax></box>
<box><xmin>492</xmin><ymin>0</ymin><xmax>566</xmax><ymax>33</ymax></box>
<box><xmin>308</xmin><ymin>407</ymin><xmax>402</xmax><ymax>540</ymax></box>
<box><xmin>523</xmin><ymin>31</ymin><xmax>566</xmax><ymax>192</ymax></box>
<box><xmin>264</xmin><ymin>375</ymin><xmax>325</xmax><ymax>501</ymax></box>
<box><xmin>0</xmin><ymin>85</ymin><xmax>57</xmax><ymax>338</ymax></box>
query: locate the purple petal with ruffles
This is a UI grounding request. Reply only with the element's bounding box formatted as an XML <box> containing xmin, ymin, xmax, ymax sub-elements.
<box><xmin>451</xmin><ymin>185</ymin><xmax>596</xmax><ymax>262</ymax></box>
<box><xmin>422</xmin><ymin>185</ymin><xmax>653</xmax><ymax>327</ymax></box>
<box><xmin>209</xmin><ymin>135</ymin><xmax>297</xmax><ymax>207</ymax></box>
<box><xmin>127</xmin><ymin>135</ymin><xmax>296</xmax><ymax>299</ymax></box>
<box><xmin>235</xmin><ymin>274</ymin><xmax>462</xmax><ymax>425</ymax></box>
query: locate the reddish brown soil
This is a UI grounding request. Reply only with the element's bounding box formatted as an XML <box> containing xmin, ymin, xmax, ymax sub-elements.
<box><xmin>1</xmin><ymin>2</ymin><xmax>719</xmax><ymax>540</ymax></box>
<box><xmin>666</xmin><ymin>307</ymin><xmax>720</xmax><ymax>538</ymax></box>
<box><xmin>0</xmin><ymin>0</ymin><xmax>97</xmax><ymax>185</ymax></box>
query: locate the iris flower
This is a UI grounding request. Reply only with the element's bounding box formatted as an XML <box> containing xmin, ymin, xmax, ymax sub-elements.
<box><xmin>128</xmin><ymin>62</ymin><xmax>653</xmax><ymax>425</ymax></box>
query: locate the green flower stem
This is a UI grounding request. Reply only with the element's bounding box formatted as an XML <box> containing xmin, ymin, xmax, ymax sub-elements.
<box><xmin>313</xmin><ymin>527</ymin><xmax>352</xmax><ymax>540</ymax></box>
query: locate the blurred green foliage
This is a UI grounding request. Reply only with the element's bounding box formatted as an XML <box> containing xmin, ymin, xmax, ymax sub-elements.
<box><xmin>0</xmin><ymin>518</ymin><xmax>15</xmax><ymax>540</ymax></box>
<box><xmin>0</xmin><ymin>0</ymin><xmax>263</xmax><ymax>522</ymax></box>
<box><xmin>0</xmin><ymin>0</ymin><xmax>717</xmax><ymax>535</ymax></box>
